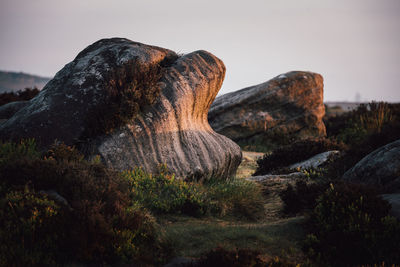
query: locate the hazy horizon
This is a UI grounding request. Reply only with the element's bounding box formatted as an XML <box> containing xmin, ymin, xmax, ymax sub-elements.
<box><xmin>1</xmin><ymin>0</ymin><xmax>399</xmax><ymax>102</ymax></box>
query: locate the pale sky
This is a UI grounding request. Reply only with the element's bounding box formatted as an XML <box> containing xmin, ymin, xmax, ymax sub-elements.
<box><xmin>1</xmin><ymin>0</ymin><xmax>399</xmax><ymax>102</ymax></box>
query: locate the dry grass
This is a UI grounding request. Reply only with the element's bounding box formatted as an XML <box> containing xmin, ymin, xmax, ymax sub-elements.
<box><xmin>235</xmin><ymin>151</ymin><xmax>264</xmax><ymax>179</ymax></box>
<box><xmin>162</xmin><ymin>215</ymin><xmax>306</xmax><ymax>263</ymax></box>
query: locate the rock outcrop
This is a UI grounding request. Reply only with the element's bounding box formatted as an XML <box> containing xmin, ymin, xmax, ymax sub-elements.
<box><xmin>0</xmin><ymin>38</ymin><xmax>242</xmax><ymax>180</ymax></box>
<box><xmin>343</xmin><ymin>139</ymin><xmax>400</xmax><ymax>193</ymax></box>
<box><xmin>208</xmin><ymin>71</ymin><xmax>326</xmax><ymax>149</ymax></box>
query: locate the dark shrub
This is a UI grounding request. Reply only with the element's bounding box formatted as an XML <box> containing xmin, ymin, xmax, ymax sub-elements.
<box><xmin>0</xmin><ymin>187</ymin><xmax>64</xmax><ymax>266</ymax></box>
<box><xmin>198</xmin><ymin>247</ymin><xmax>264</xmax><ymax>267</ymax></box>
<box><xmin>0</xmin><ymin>87</ymin><xmax>40</xmax><ymax>106</ymax></box>
<box><xmin>304</xmin><ymin>182</ymin><xmax>400</xmax><ymax>266</ymax></box>
<box><xmin>197</xmin><ymin>247</ymin><xmax>302</xmax><ymax>267</ymax></box>
<box><xmin>325</xmin><ymin>102</ymin><xmax>400</xmax><ymax>146</ymax></box>
<box><xmin>254</xmin><ymin>138</ymin><xmax>346</xmax><ymax>176</ymax></box>
<box><xmin>80</xmin><ymin>57</ymin><xmax>178</xmax><ymax>140</ymax></box>
<box><xmin>0</xmin><ymin>141</ymin><xmax>166</xmax><ymax>265</ymax></box>
<box><xmin>279</xmin><ymin>180</ymin><xmax>329</xmax><ymax>215</ymax></box>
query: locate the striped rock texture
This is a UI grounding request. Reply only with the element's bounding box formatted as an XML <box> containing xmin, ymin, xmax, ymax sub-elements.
<box><xmin>208</xmin><ymin>71</ymin><xmax>326</xmax><ymax>149</ymax></box>
<box><xmin>0</xmin><ymin>38</ymin><xmax>242</xmax><ymax>180</ymax></box>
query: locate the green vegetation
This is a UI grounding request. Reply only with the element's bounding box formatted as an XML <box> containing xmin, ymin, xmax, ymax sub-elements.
<box><xmin>254</xmin><ymin>102</ymin><xmax>400</xmax><ymax>178</ymax></box>
<box><xmin>279</xmin><ymin>179</ymin><xmax>400</xmax><ymax>266</ymax></box>
<box><xmin>123</xmin><ymin>165</ymin><xmax>265</xmax><ymax>220</ymax></box>
<box><xmin>2</xmin><ymin>101</ymin><xmax>400</xmax><ymax>266</ymax></box>
<box><xmin>163</xmin><ymin>216</ymin><xmax>305</xmax><ymax>262</ymax></box>
<box><xmin>123</xmin><ymin>166</ymin><xmax>207</xmax><ymax>216</ymax></box>
<box><xmin>0</xmin><ymin>140</ymin><xmax>266</xmax><ymax>265</ymax></box>
<box><xmin>279</xmin><ymin>180</ymin><xmax>327</xmax><ymax>215</ymax></box>
<box><xmin>304</xmin><ymin>182</ymin><xmax>400</xmax><ymax>266</ymax></box>
<box><xmin>0</xmin><ymin>140</ymin><xmax>169</xmax><ymax>266</ymax></box>
<box><xmin>325</xmin><ymin>102</ymin><xmax>399</xmax><ymax>144</ymax></box>
<box><xmin>0</xmin><ymin>87</ymin><xmax>40</xmax><ymax>106</ymax></box>
<box><xmin>197</xmin><ymin>246</ymin><xmax>306</xmax><ymax>267</ymax></box>
<box><xmin>324</xmin><ymin>102</ymin><xmax>400</xmax><ymax>177</ymax></box>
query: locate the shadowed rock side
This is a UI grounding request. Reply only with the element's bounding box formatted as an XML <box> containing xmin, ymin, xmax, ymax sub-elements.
<box><xmin>0</xmin><ymin>101</ymin><xmax>29</xmax><ymax>120</ymax></box>
<box><xmin>343</xmin><ymin>139</ymin><xmax>400</xmax><ymax>193</ymax></box>
<box><xmin>208</xmin><ymin>71</ymin><xmax>326</xmax><ymax>149</ymax></box>
<box><xmin>0</xmin><ymin>38</ymin><xmax>242</xmax><ymax>180</ymax></box>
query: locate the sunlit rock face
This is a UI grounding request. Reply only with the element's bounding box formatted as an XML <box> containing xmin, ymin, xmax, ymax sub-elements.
<box><xmin>208</xmin><ymin>71</ymin><xmax>326</xmax><ymax>149</ymax></box>
<box><xmin>0</xmin><ymin>38</ymin><xmax>242</xmax><ymax>180</ymax></box>
<box><xmin>343</xmin><ymin>139</ymin><xmax>400</xmax><ymax>193</ymax></box>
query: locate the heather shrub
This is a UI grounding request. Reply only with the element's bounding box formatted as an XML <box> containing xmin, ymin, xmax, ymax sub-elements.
<box><xmin>0</xmin><ymin>187</ymin><xmax>63</xmax><ymax>266</ymax></box>
<box><xmin>0</xmin><ymin>87</ymin><xmax>40</xmax><ymax>106</ymax></box>
<box><xmin>80</xmin><ymin>56</ymin><xmax>178</xmax><ymax>140</ymax></box>
<box><xmin>198</xmin><ymin>247</ymin><xmax>264</xmax><ymax>267</ymax></box>
<box><xmin>0</xmin><ymin>139</ymin><xmax>39</xmax><ymax>165</ymax></box>
<box><xmin>325</xmin><ymin>102</ymin><xmax>400</xmax><ymax>146</ymax></box>
<box><xmin>304</xmin><ymin>182</ymin><xmax>400</xmax><ymax>266</ymax></box>
<box><xmin>0</xmin><ymin>141</ymin><xmax>167</xmax><ymax>265</ymax></box>
<box><xmin>123</xmin><ymin>166</ymin><xmax>207</xmax><ymax>216</ymax></box>
<box><xmin>205</xmin><ymin>178</ymin><xmax>265</xmax><ymax>220</ymax></box>
<box><xmin>254</xmin><ymin>138</ymin><xmax>346</xmax><ymax>175</ymax></box>
<box><xmin>123</xmin><ymin>167</ymin><xmax>265</xmax><ymax>220</ymax></box>
<box><xmin>279</xmin><ymin>180</ymin><xmax>328</xmax><ymax>215</ymax></box>
<box><xmin>198</xmin><ymin>247</ymin><xmax>302</xmax><ymax>267</ymax></box>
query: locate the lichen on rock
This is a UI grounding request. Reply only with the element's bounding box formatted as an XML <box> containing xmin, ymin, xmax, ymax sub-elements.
<box><xmin>0</xmin><ymin>38</ymin><xmax>242</xmax><ymax>181</ymax></box>
<box><xmin>208</xmin><ymin>71</ymin><xmax>326</xmax><ymax>150</ymax></box>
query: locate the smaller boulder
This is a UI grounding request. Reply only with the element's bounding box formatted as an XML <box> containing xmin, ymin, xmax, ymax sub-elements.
<box><xmin>343</xmin><ymin>139</ymin><xmax>400</xmax><ymax>193</ymax></box>
<box><xmin>208</xmin><ymin>71</ymin><xmax>326</xmax><ymax>149</ymax></box>
<box><xmin>381</xmin><ymin>194</ymin><xmax>400</xmax><ymax>220</ymax></box>
<box><xmin>289</xmin><ymin>150</ymin><xmax>340</xmax><ymax>170</ymax></box>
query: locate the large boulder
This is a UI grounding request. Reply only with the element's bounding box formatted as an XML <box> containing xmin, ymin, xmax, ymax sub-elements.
<box><xmin>343</xmin><ymin>139</ymin><xmax>400</xmax><ymax>193</ymax></box>
<box><xmin>0</xmin><ymin>38</ymin><xmax>242</xmax><ymax>180</ymax></box>
<box><xmin>208</xmin><ymin>71</ymin><xmax>326</xmax><ymax>149</ymax></box>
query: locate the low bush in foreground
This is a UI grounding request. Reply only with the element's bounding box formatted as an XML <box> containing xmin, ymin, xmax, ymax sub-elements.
<box><xmin>279</xmin><ymin>180</ymin><xmax>328</xmax><ymax>215</ymax></box>
<box><xmin>0</xmin><ymin>140</ymin><xmax>168</xmax><ymax>266</ymax></box>
<box><xmin>280</xmin><ymin>180</ymin><xmax>400</xmax><ymax>265</ymax></box>
<box><xmin>0</xmin><ymin>140</ymin><xmax>265</xmax><ymax>265</ymax></box>
<box><xmin>303</xmin><ymin>182</ymin><xmax>400</xmax><ymax>266</ymax></box>
<box><xmin>198</xmin><ymin>247</ymin><xmax>303</xmax><ymax>267</ymax></box>
<box><xmin>254</xmin><ymin>138</ymin><xmax>346</xmax><ymax>176</ymax></box>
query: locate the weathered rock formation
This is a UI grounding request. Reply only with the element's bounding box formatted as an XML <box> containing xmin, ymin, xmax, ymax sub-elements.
<box><xmin>208</xmin><ymin>71</ymin><xmax>326</xmax><ymax>149</ymax></box>
<box><xmin>343</xmin><ymin>139</ymin><xmax>400</xmax><ymax>193</ymax></box>
<box><xmin>0</xmin><ymin>38</ymin><xmax>242</xmax><ymax>180</ymax></box>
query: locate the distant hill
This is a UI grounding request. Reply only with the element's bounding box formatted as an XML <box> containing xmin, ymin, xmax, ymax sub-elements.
<box><xmin>0</xmin><ymin>71</ymin><xmax>51</xmax><ymax>93</ymax></box>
